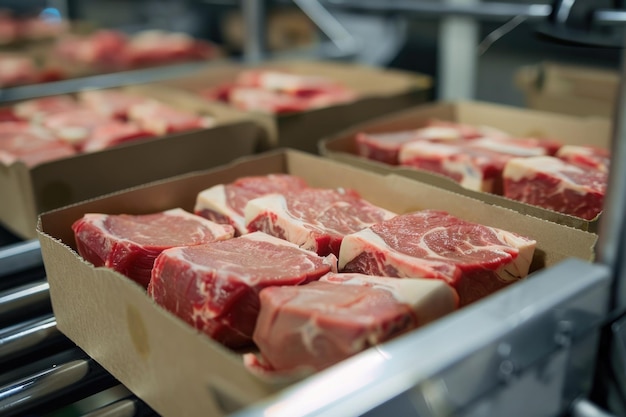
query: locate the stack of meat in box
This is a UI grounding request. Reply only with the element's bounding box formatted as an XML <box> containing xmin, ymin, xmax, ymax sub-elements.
<box><xmin>71</xmin><ymin>172</ymin><xmax>537</xmax><ymax>376</ymax></box>
<box><xmin>0</xmin><ymin>90</ymin><xmax>214</xmax><ymax>167</ymax></box>
<box><xmin>201</xmin><ymin>69</ymin><xmax>358</xmax><ymax>114</ymax></box>
<box><xmin>53</xmin><ymin>29</ymin><xmax>218</xmax><ymax>72</ymax></box>
<box><xmin>356</xmin><ymin>120</ymin><xmax>608</xmax><ymax>221</ymax></box>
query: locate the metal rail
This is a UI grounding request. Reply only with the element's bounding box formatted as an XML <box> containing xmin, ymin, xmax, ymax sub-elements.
<box><xmin>0</xmin><ymin>280</ymin><xmax>50</xmax><ymax>323</ymax></box>
<box><xmin>0</xmin><ymin>240</ymin><xmax>42</xmax><ymax>277</ymax></box>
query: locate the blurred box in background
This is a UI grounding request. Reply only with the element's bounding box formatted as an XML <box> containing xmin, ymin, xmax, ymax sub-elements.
<box><xmin>515</xmin><ymin>61</ymin><xmax>618</xmax><ymax>119</ymax></box>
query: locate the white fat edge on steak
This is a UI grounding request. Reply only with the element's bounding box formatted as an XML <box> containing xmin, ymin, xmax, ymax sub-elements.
<box><xmin>194</xmin><ymin>184</ymin><xmax>248</xmax><ymax>235</ymax></box>
<box><xmin>244</xmin><ymin>193</ymin><xmax>322</xmax><ymax>252</ymax></box>
<box><xmin>339</xmin><ymin>228</ymin><xmax>458</xmax><ymax>283</ymax></box>
<box><xmin>503</xmin><ymin>156</ymin><xmax>599</xmax><ymax>194</ymax></box>
<box><xmin>401</xmin><ymin>142</ymin><xmax>490</xmax><ymax>192</ymax></box>
<box><xmin>415</xmin><ymin>126</ymin><xmax>464</xmax><ymax>141</ymax></box>
<box><xmin>56</xmin><ymin>126</ymin><xmax>90</xmax><ymax>144</ymax></box>
<box><xmin>242</xmin><ymin>230</ymin><xmax>339</xmax><ymax>271</ymax></box>
<box><xmin>339</xmin><ymin>226</ymin><xmax>535</xmax><ymax>283</ymax></box>
<box><xmin>320</xmin><ymin>273</ymin><xmax>457</xmax><ymax>313</ymax></box>
<box><xmin>470</xmin><ymin>137</ymin><xmax>547</xmax><ymax>157</ymax></box>
<box><xmin>556</xmin><ymin>145</ymin><xmax>597</xmax><ymax>159</ymax></box>
<box><xmin>258</xmin><ymin>71</ymin><xmax>330</xmax><ymax>92</ymax></box>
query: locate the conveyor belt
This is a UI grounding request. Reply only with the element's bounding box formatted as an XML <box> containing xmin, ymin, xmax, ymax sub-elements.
<box><xmin>0</xmin><ymin>227</ymin><xmax>157</xmax><ymax>416</ymax></box>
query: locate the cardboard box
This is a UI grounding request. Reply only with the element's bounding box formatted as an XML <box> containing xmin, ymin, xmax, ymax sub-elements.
<box><xmin>515</xmin><ymin>61</ymin><xmax>618</xmax><ymax>118</ymax></box>
<box><xmin>37</xmin><ymin>149</ymin><xmax>597</xmax><ymax>417</ymax></box>
<box><xmin>158</xmin><ymin>60</ymin><xmax>433</xmax><ymax>153</ymax></box>
<box><xmin>1</xmin><ymin>85</ymin><xmax>262</xmax><ymax>239</ymax></box>
<box><xmin>320</xmin><ymin>100</ymin><xmax>613</xmax><ymax>233</ymax></box>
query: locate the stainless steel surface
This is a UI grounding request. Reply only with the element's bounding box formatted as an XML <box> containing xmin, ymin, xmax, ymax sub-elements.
<box><xmin>0</xmin><ymin>280</ymin><xmax>50</xmax><ymax>319</ymax></box>
<box><xmin>438</xmin><ymin>0</ymin><xmax>479</xmax><ymax>100</ymax></box>
<box><xmin>0</xmin><ymin>240</ymin><xmax>42</xmax><ymax>277</ymax></box>
<box><xmin>232</xmin><ymin>259</ymin><xmax>610</xmax><ymax>417</ymax></box>
<box><xmin>242</xmin><ymin>0</ymin><xmax>265</xmax><ymax>63</ymax></box>
<box><xmin>593</xmin><ymin>9</ymin><xmax>626</xmax><ymax>26</ymax></box>
<box><xmin>572</xmin><ymin>398</ymin><xmax>619</xmax><ymax>417</ymax></box>
<box><xmin>0</xmin><ymin>61</ymin><xmax>215</xmax><ymax>103</ymax></box>
<box><xmin>596</xmin><ymin>29</ymin><xmax>626</xmax><ymax>311</ymax></box>
<box><xmin>0</xmin><ymin>315</ymin><xmax>60</xmax><ymax>361</ymax></box>
<box><xmin>319</xmin><ymin>0</ymin><xmax>553</xmax><ymax>21</ymax></box>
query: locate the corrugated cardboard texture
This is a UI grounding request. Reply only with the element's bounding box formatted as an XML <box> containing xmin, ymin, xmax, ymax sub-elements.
<box><xmin>158</xmin><ymin>59</ymin><xmax>433</xmax><ymax>153</ymax></box>
<box><xmin>0</xmin><ymin>85</ymin><xmax>263</xmax><ymax>239</ymax></box>
<box><xmin>320</xmin><ymin>101</ymin><xmax>613</xmax><ymax>232</ymax></box>
<box><xmin>515</xmin><ymin>62</ymin><xmax>618</xmax><ymax>118</ymax></box>
<box><xmin>38</xmin><ymin>149</ymin><xmax>596</xmax><ymax>417</ymax></box>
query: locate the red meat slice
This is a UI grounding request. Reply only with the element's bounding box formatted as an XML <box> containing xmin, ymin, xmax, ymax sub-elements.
<box><xmin>556</xmin><ymin>145</ymin><xmax>610</xmax><ymax>173</ymax></box>
<box><xmin>0</xmin><ymin>127</ymin><xmax>76</xmax><ymax>167</ymax></box>
<box><xmin>469</xmin><ymin>136</ymin><xmax>560</xmax><ymax>157</ymax></box>
<box><xmin>72</xmin><ymin>208</ymin><xmax>235</xmax><ymax>288</ymax></box>
<box><xmin>355</xmin><ymin>125</ymin><xmax>475</xmax><ymax>166</ymax></box>
<box><xmin>399</xmin><ymin>140</ymin><xmax>512</xmax><ymax>194</ymax></box>
<box><xmin>250</xmin><ymin>272</ymin><xmax>458</xmax><ymax>373</ymax></box>
<box><xmin>194</xmin><ymin>174</ymin><xmax>309</xmax><ymax>235</ymax></box>
<box><xmin>0</xmin><ymin>54</ymin><xmax>39</xmax><ymax>87</ymax></box>
<box><xmin>236</xmin><ymin>70</ymin><xmax>342</xmax><ymax>95</ymax></box>
<box><xmin>13</xmin><ymin>95</ymin><xmax>80</xmax><ymax>122</ymax></box>
<box><xmin>80</xmin><ymin>121</ymin><xmax>154</xmax><ymax>152</ymax></box>
<box><xmin>41</xmin><ymin>108</ymin><xmax>114</xmax><ymax>147</ymax></box>
<box><xmin>122</xmin><ymin>30</ymin><xmax>215</xmax><ymax>68</ymax></box>
<box><xmin>339</xmin><ymin>210</ymin><xmax>536</xmax><ymax>306</ymax></box>
<box><xmin>147</xmin><ymin>231</ymin><xmax>337</xmax><ymax>348</ymax></box>
<box><xmin>55</xmin><ymin>30</ymin><xmax>128</xmax><ymax>68</ymax></box>
<box><xmin>78</xmin><ymin>89</ymin><xmax>151</xmax><ymax>119</ymax></box>
<box><xmin>246</xmin><ymin>188</ymin><xmax>397</xmax><ymax>257</ymax></box>
<box><xmin>0</xmin><ymin>108</ymin><xmax>21</xmax><ymax>122</ymax></box>
<box><xmin>503</xmin><ymin>156</ymin><xmax>607</xmax><ymax>220</ymax></box>
<box><xmin>127</xmin><ymin>101</ymin><xmax>214</xmax><ymax>135</ymax></box>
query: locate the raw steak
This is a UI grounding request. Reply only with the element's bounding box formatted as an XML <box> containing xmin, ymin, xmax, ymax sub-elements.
<box><xmin>469</xmin><ymin>136</ymin><xmax>561</xmax><ymax>157</ymax></box>
<box><xmin>398</xmin><ymin>140</ymin><xmax>512</xmax><ymax>194</ymax></box>
<box><xmin>127</xmin><ymin>101</ymin><xmax>214</xmax><ymax>135</ymax></box>
<box><xmin>122</xmin><ymin>30</ymin><xmax>215</xmax><ymax>68</ymax></box>
<box><xmin>236</xmin><ymin>70</ymin><xmax>344</xmax><ymax>95</ymax></box>
<box><xmin>0</xmin><ymin>123</ymin><xmax>75</xmax><ymax>166</ymax></box>
<box><xmin>355</xmin><ymin>125</ymin><xmax>480</xmax><ymax>166</ymax></box>
<box><xmin>250</xmin><ymin>272</ymin><xmax>458</xmax><ymax>373</ymax></box>
<box><xmin>194</xmin><ymin>174</ymin><xmax>309</xmax><ymax>235</ymax></box>
<box><xmin>246</xmin><ymin>187</ymin><xmax>397</xmax><ymax>257</ymax></box>
<box><xmin>148</xmin><ymin>231</ymin><xmax>337</xmax><ymax>348</ymax></box>
<box><xmin>339</xmin><ymin>210</ymin><xmax>536</xmax><ymax>306</ymax></box>
<box><xmin>78</xmin><ymin>89</ymin><xmax>151</xmax><ymax>119</ymax></box>
<box><xmin>556</xmin><ymin>145</ymin><xmax>610</xmax><ymax>173</ymax></box>
<box><xmin>503</xmin><ymin>156</ymin><xmax>607</xmax><ymax>220</ymax></box>
<box><xmin>0</xmin><ymin>54</ymin><xmax>38</xmax><ymax>87</ymax></box>
<box><xmin>13</xmin><ymin>95</ymin><xmax>80</xmax><ymax>122</ymax></box>
<box><xmin>80</xmin><ymin>121</ymin><xmax>154</xmax><ymax>153</ymax></box>
<box><xmin>54</xmin><ymin>30</ymin><xmax>128</xmax><ymax>68</ymax></box>
<box><xmin>41</xmin><ymin>108</ymin><xmax>113</xmax><ymax>146</ymax></box>
<box><xmin>72</xmin><ymin>208</ymin><xmax>235</xmax><ymax>288</ymax></box>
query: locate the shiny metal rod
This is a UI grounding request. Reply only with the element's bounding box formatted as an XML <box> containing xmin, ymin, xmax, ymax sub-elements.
<box><xmin>0</xmin><ymin>240</ymin><xmax>42</xmax><ymax>277</ymax></box>
<box><xmin>0</xmin><ymin>315</ymin><xmax>62</xmax><ymax>363</ymax></box>
<box><xmin>319</xmin><ymin>0</ymin><xmax>552</xmax><ymax>21</ymax></box>
<box><xmin>242</xmin><ymin>0</ymin><xmax>265</xmax><ymax>63</ymax></box>
<box><xmin>0</xmin><ymin>280</ymin><xmax>50</xmax><ymax>322</ymax></box>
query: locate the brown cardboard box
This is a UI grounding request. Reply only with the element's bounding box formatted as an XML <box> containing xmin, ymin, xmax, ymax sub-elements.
<box><xmin>38</xmin><ymin>149</ymin><xmax>597</xmax><ymax>417</ymax></box>
<box><xmin>320</xmin><ymin>100</ymin><xmax>612</xmax><ymax>233</ymax></box>
<box><xmin>158</xmin><ymin>59</ymin><xmax>433</xmax><ymax>153</ymax></box>
<box><xmin>515</xmin><ymin>61</ymin><xmax>618</xmax><ymax>118</ymax></box>
<box><xmin>1</xmin><ymin>85</ymin><xmax>262</xmax><ymax>239</ymax></box>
